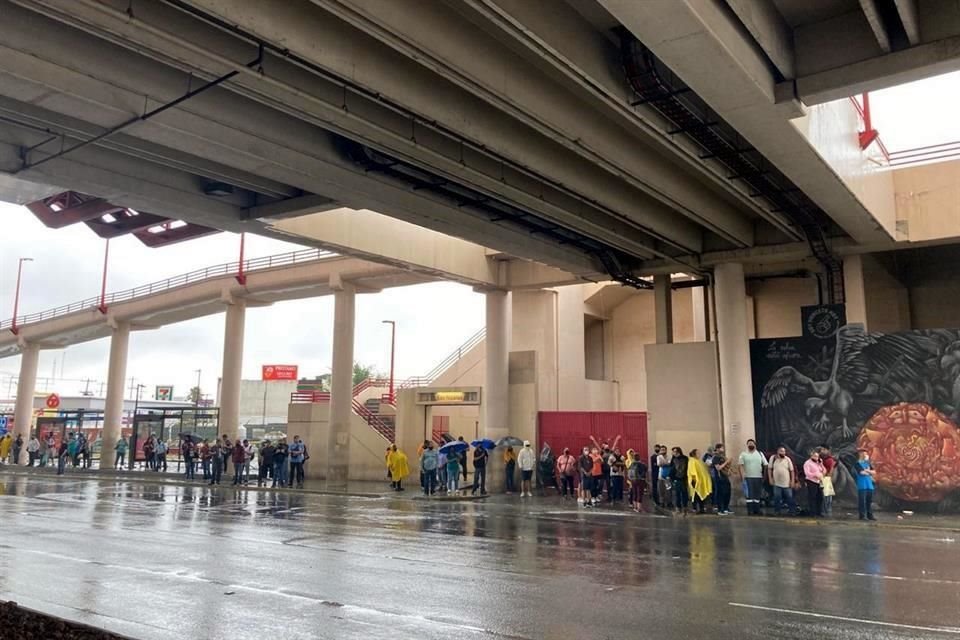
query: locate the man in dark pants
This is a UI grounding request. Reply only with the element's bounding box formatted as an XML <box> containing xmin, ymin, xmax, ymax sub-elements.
<box><xmin>472</xmin><ymin>445</ymin><xmax>488</xmax><ymax>495</ymax></box>
<box><xmin>649</xmin><ymin>445</ymin><xmax>661</xmax><ymax>507</ymax></box>
<box><xmin>712</xmin><ymin>443</ymin><xmax>733</xmax><ymax>514</ymax></box>
<box><xmin>457</xmin><ymin>436</ymin><xmax>469</xmax><ymax>482</ymax></box>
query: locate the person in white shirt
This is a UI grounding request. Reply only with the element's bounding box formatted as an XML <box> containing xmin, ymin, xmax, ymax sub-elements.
<box><xmin>242</xmin><ymin>439</ymin><xmax>255</xmax><ymax>485</ymax></box>
<box><xmin>26</xmin><ymin>435</ymin><xmax>40</xmax><ymax>467</ymax></box>
<box><xmin>517</xmin><ymin>441</ymin><xmax>536</xmax><ymax>497</ymax></box>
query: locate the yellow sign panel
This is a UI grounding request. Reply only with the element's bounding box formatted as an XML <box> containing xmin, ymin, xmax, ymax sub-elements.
<box><xmin>435</xmin><ymin>391</ymin><xmax>465</xmax><ymax>403</ymax></box>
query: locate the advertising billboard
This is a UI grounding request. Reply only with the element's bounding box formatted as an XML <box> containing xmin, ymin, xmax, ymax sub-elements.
<box><xmin>262</xmin><ymin>365</ymin><xmax>298</xmax><ymax>381</ymax></box>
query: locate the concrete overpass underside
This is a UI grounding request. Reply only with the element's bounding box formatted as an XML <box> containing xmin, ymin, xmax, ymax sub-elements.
<box><xmin>10</xmin><ymin>0</ymin><xmax>959</xmax><ymax>292</ymax></box>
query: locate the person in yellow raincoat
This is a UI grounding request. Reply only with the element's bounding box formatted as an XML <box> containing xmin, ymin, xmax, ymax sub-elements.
<box><xmin>387</xmin><ymin>444</ymin><xmax>410</xmax><ymax>492</ymax></box>
<box><xmin>688</xmin><ymin>449</ymin><xmax>714</xmax><ymax>514</ymax></box>
<box><xmin>0</xmin><ymin>433</ymin><xmax>12</xmax><ymax>464</ymax></box>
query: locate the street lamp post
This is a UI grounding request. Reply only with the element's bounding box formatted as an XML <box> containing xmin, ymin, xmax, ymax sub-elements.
<box><xmin>128</xmin><ymin>383</ymin><xmax>144</xmax><ymax>471</ymax></box>
<box><xmin>193</xmin><ymin>368</ymin><xmax>202</xmax><ymax>437</ymax></box>
<box><xmin>382</xmin><ymin>320</ymin><xmax>396</xmax><ymax>404</ymax></box>
<box><xmin>10</xmin><ymin>257</ymin><xmax>33</xmax><ymax>335</ymax></box>
<box><xmin>194</xmin><ymin>369</ymin><xmax>202</xmax><ymax>407</ymax></box>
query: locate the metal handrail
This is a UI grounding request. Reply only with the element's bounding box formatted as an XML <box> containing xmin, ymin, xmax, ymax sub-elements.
<box><xmin>417</xmin><ymin>326</ymin><xmax>486</xmax><ymax>384</ymax></box>
<box><xmin>1</xmin><ymin>247</ymin><xmax>338</xmax><ymax>331</ymax></box>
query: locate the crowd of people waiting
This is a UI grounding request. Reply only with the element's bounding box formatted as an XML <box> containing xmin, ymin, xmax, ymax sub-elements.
<box><xmin>407</xmin><ymin>433</ymin><xmax>879</xmax><ymax>521</ymax></box>
<box><xmin>0</xmin><ymin>431</ymin><xmax>94</xmax><ymax>472</ymax></box>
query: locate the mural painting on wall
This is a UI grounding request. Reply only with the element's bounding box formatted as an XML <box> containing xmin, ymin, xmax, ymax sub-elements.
<box><xmin>751</xmin><ymin>306</ymin><xmax>960</xmax><ymax>510</ymax></box>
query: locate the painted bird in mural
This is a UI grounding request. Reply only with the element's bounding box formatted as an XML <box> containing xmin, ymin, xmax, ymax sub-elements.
<box><xmin>760</xmin><ymin>325</ymin><xmax>934</xmax><ymax>442</ymax></box>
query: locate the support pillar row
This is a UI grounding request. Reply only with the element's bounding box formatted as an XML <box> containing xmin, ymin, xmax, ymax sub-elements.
<box><xmin>327</xmin><ymin>285</ymin><xmax>355</xmax><ymax>487</ymax></box>
<box><xmin>483</xmin><ymin>290</ymin><xmax>509</xmax><ymax>443</ymax></box>
<box><xmin>219</xmin><ymin>300</ymin><xmax>246</xmax><ymax>439</ymax></box>
<box><xmin>101</xmin><ymin>322</ymin><xmax>130</xmax><ymax>463</ymax></box>
<box><xmin>714</xmin><ymin>262</ymin><xmax>756</xmax><ymax>447</ymax></box>
<box><xmin>12</xmin><ymin>344</ymin><xmax>39</xmax><ymax>464</ymax></box>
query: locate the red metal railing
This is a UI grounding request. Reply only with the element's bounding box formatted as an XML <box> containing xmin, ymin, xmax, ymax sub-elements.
<box><xmin>352</xmin><ymin>399</ymin><xmax>394</xmax><ymax>441</ymax></box>
<box><xmin>290</xmin><ymin>327</ymin><xmax>486</xmax><ymax>440</ymax></box>
<box><xmin>1</xmin><ymin>247</ymin><xmax>338</xmax><ymax>331</ymax></box>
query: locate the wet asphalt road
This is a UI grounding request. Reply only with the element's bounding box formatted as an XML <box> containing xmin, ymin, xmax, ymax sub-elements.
<box><xmin>0</xmin><ymin>475</ymin><xmax>958</xmax><ymax>640</ymax></box>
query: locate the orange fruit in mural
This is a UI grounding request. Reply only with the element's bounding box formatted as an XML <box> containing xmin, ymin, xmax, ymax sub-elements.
<box><xmin>858</xmin><ymin>402</ymin><xmax>960</xmax><ymax>502</ymax></box>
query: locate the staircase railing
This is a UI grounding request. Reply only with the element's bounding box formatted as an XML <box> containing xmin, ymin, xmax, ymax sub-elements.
<box><xmin>352</xmin><ymin>399</ymin><xmax>394</xmax><ymax>441</ymax></box>
<box><xmin>414</xmin><ymin>327</ymin><xmax>486</xmax><ymax>385</ymax></box>
<box><xmin>290</xmin><ymin>327</ymin><xmax>486</xmax><ymax>441</ymax></box>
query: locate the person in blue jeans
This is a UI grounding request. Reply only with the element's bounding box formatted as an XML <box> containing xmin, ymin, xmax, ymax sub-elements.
<box><xmin>420</xmin><ymin>442</ymin><xmax>438</xmax><ymax>496</ymax></box>
<box><xmin>856</xmin><ymin>449</ymin><xmax>877</xmax><ymax>520</ymax></box>
<box><xmin>288</xmin><ymin>436</ymin><xmax>306</xmax><ymax>489</ymax></box>
<box><xmin>446</xmin><ymin>454</ymin><xmax>461</xmax><ymax>493</ymax></box>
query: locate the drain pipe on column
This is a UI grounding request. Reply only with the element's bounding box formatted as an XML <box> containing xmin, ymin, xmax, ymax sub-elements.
<box><xmin>707</xmin><ymin>271</ymin><xmax>726</xmax><ymax>448</ymax></box>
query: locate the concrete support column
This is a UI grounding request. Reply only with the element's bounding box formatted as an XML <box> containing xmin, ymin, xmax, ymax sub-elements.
<box><xmin>654</xmin><ymin>274</ymin><xmax>673</xmax><ymax>344</ymax></box>
<box><xmin>219</xmin><ymin>300</ymin><xmax>246</xmax><ymax>439</ymax></box>
<box><xmin>843</xmin><ymin>255</ymin><xmax>867</xmax><ymax>328</ymax></box>
<box><xmin>692</xmin><ymin>286</ymin><xmax>709</xmax><ymax>342</ymax></box>
<box><xmin>328</xmin><ymin>285</ymin><xmax>355</xmax><ymax>486</ymax></box>
<box><xmin>483</xmin><ymin>290</ymin><xmax>510</xmax><ymax>442</ymax></box>
<box><xmin>12</xmin><ymin>344</ymin><xmax>39</xmax><ymax>464</ymax></box>
<box><xmin>101</xmin><ymin>322</ymin><xmax>130</xmax><ymax>463</ymax></box>
<box><xmin>714</xmin><ymin>262</ymin><xmax>756</xmax><ymax>447</ymax></box>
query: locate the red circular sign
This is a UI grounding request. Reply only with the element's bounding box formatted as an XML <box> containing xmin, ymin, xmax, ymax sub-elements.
<box><xmin>45</xmin><ymin>393</ymin><xmax>60</xmax><ymax>409</ymax></box>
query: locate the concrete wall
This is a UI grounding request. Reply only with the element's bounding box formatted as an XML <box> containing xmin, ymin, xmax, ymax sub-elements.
<box><xmin>894</xmin><ymin>159</ymin><xmax>960</xmax><ymax>242</ymax></box>
<box><xmin>863</xmin><ymin>256</ymin><xmax>911</xmax><ymax>332</ymax></box>
<box><xmin>748</xmin><ymin>277</ymin><xmax>819</xmax><ymax>338</ymax></box>
<box><xmin>287</xmin><ymin>402</ymin><xmax>389</xmax><ymax>481</ymax></box>
<box><xmin>608</xmin><ymin>288</ymin><xmax>695</xmax><ymax>411</ymax></box>
<box><xmin>644</xmin><ymin>341</ymin><xmax>721</xmax><ymax>456</ymax></box>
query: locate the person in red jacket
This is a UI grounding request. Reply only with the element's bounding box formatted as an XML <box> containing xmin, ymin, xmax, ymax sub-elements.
<box><xmin>231</xmin><ymin>441</ymin><xmax>246</xmax><ymax>485</ymax></box>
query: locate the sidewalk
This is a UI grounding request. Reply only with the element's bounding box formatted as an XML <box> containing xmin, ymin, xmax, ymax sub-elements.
<box><xmin>4</xmin><ymin>465</ymin><xmax>960</xmax><ymax>533</ymax></box>
<box><xmin>0</xmin><ymin>464</ymin><xmax>396</xmax><ymax>498</ymax></box>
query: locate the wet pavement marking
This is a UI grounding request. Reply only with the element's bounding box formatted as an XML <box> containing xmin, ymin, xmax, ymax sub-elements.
<box><xmin>729</xmin><ymin>603</ymin><xmax>960</xmax><ymax>634</ymax></box>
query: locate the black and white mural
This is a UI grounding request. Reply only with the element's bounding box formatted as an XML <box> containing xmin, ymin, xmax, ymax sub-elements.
<box><xmin>752</xmin><ymin>308</ymin><xmax>960</xmax><ymax>510</ymax></box>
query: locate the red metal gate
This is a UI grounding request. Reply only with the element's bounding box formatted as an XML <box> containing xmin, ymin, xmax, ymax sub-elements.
<box><xmin>537</xmin><ymin>412</ymin><xmax>648</xmax><ymax>460</ymax></box>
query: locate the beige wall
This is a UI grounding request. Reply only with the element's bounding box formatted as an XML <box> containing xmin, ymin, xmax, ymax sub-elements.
<box><xmin>608</xmin><ymin>288</ymin><xmax>695</xmax><ymax>411</ymax></box>
<box><xmin>748</xmin><ymin>277</ymin><xmax>819</xmax><ymax>338</ymax></box>
<box><xmin>894</xmin><ymin>160</ymin><xmax>960</xmax><ymax>243</ymax></box>
<box><xmin>862</xmin><ymin>256</ymin><xmax>911</xmax><ymax>332</ymax></box>
<box><xmin>287</xmin><ymin>402</ymin><xmax>388</xmax><ymax>481</ymax></box>
<box><xmin>644</xmin><ymin>342</ymin><xmax>721</xmax><ymax>455</ymax></box>
<box><xmin>511</xmin><ymin>290</ymin><xmax>558</xmax><ymax>411</ymax></box>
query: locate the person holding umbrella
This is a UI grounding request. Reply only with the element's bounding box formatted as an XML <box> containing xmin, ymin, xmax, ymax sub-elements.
<box><xmin>445</xmin><ymin>449</ymin><xmax>461</xmax><ymax>494</ymax></box>
<box><xmin>457</xmin><ymin>436</ymin><xmax>469</xmax><ymax>483</ymax></box>
<box><xmin>470</xmin><ymin>439</ymin><xmax>495</xmax><ymax>496</ymax></box>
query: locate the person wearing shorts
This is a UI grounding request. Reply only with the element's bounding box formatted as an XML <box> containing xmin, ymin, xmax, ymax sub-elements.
<box><xmin>517</xmin><ymin>441</ymin><xmax>536</xmax><ymax>497</ymax></box>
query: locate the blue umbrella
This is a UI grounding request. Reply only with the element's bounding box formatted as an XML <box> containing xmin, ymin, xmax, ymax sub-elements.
<box><xmin>439</xmin><ymin>441</ymin><xmax>469</xmax><ymax>455</ymax></box>
<box><xmin>470</xmin><ymin>438</ymin><xmax>497</xmax><ymax>450</ymax></box>
<box><xmin>495</xmin><ymin>436</ymin><xmax>524</xmax><ymax>448</ymax></box>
